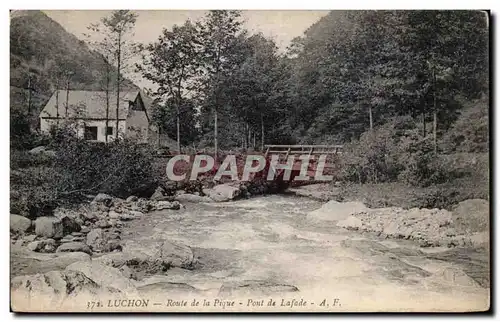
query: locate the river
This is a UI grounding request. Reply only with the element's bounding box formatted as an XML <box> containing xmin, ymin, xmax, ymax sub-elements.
<box><xmin>119</xmin><ymin>194</ymin><xmax>490</xmax><ymax>312</ymax></box>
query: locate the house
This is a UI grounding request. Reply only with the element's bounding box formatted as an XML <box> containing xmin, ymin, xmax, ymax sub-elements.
<box><xmin>39</xmin><ymin>90</ymin><xmax>154</xmax><ymax>143</ymax></box>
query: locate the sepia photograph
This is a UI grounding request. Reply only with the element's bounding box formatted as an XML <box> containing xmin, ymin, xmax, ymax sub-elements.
<box><xmin>9</xmin><ymin>8</ymin><xmax>490</xmax><ymax>312</ymax></box>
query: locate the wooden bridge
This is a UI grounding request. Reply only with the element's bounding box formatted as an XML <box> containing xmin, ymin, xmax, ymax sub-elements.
<box><xmin>263</xmin><ymin>144</ymin><xmax>343</xmax><ymax>183</ymax></box>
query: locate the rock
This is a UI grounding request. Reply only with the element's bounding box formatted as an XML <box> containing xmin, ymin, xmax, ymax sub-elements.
<box><xmin>218</xmin><ymin>280</ymin><xmax>299</xmax><ymax>297</ymax></box>
<box><xmin>337</xmin><ymin>216</ymin><xmax>363</xmax><ymax>230</ymax></box>
<box><xmin>95</xmin><ymin>219</ymin><xmax>111</xmax><ymax>229</ymax></box>
<box><xmin>212</xmin><ymin>184</ymin><xmax>240</xmax><ymax>200</ymax></box>
<box><xmin>156</xmin><ymin>201</ymin><xmax>181</xmax><ymax>210</ymax></box>
<box><xmin>129</xmin><ymin>211</ymin><xmax>144</xmax><ymax>218</ymax></box>
<box><xmin>27</xmin><ymin>146</ymin><xmax>46</xmax><ymax>155</ymax></box>
<box><xmin>24</xmin><ymin>234</ymin><xmax>37</xmax><ymax>242</ymax></box>
<box><xmin>35</xmin><ymin>217</ymin><xmax>64</xmax><ymax>239</ymax></box>
<box><xmin>108</xmin><ymin>211</ymin><xmax>120</xmax><ymax>219</ymax></box>
<box><xmin>102</xmin><ymin>240</ymin><xmax>122</xmax><ymax>253</ymax></box>
<box><xmin>10</xmin><ymin>214</ymin><xmax>32</xmax><ymax>234</ymax></box>
<box><xmin>207</xmin><ymin>191</ymin><xmax>230</xmax><ymax>202</ymax></box>
<box><xmin>438</xmin><ymin>267</ymin><xmax>480</xmax><ymax>287</ymax></box>
<box><xmin>470</xmin><ymin>231</ymin><xmax>489</xmax><ymax>248</ymax></box>
<box><xmin>150</xmin><ymin>187</ymin><xmax>166</xmax><ymax>201</ymax></box>
<box><xmin>11</xmin><ymin>270</ymin><xmax>121</xmax><ymax>307</ymax></box>
<box><xmin>27</xmin><ymin>238</ymin><xmax>57</xmax><ymax>253</ymax></box>
<box><xmin>126</xmin><ymin>195</ymin><xmax>138</xmax><ymax>203</ymax></box>
<box><xmin>56</xmin><ymin>242</ymin><xmax>92</xmax><ymax>255</ymax></box>
<box><xmin>175</xmin><ymin>193</ymin><xmax>212</xmax><ymax>203</ymax></box>
<box><xmin>66</xmin><ymin>261</ymin><xmax>138</xmax><ymax>296</ymax></box>
<box><xmin>86</xmin><ymin>228</ymin><xmax>105</xmax><ymax>250</ymax></box>
<box><xmin>71</xmin><ymin>232</ymin><xmax>84</xmax><ymax>237</ymax></box>
<box><xmin>82</xmin><ymin>212</ymin><xmax>97</xmax><ymax>223</ymax></box>
<box><xmin>80</xmin><ymin>227</ymin><xmax>90</xmax><ymax>234</ymax></box>
<box><xmin>123</xmin><ymin>240</ymin><xmax>194</xmax><ymax>269</ymax></box>
<box><xmin>93</xmin><ymin>193</ymin><xmax>113</xmax><ymax>206</ymax></box>
<box><xmin>307</xmin><ymin>200</ymin><xmax>369</xmax><ymax>222</ymax></box>
<box><xmin>59</xmin><ymin>216</ymin><xmax>81</xmax><ymax>235</ymax></box>
<box><xmin>10</xmin><ymin>249</ymin><xmax>92</xmax><ymax>277</ymax></box>
<box><xmin>118</xmin><ymin>213</ymin><xmax>134</xmax><ymax>221</ymax></box>
<box><xmin>452</xmin><ymin>199</ymin><xmax>489</xmax><ymax>234</ymax></box>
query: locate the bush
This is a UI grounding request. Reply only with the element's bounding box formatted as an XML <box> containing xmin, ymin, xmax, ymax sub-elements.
<box><xmin>339</xmin><ymin>117</ymin><xmax>458</xmax><ymax>187</ymax></box>
<box><xmin>52</xmin><ymin>134</ymin><xmax>156</xmax><ymax>199</ymax></box>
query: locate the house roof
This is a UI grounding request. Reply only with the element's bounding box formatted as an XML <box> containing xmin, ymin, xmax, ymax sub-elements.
<box><xmin>40</xmin><ymin>90</ymin><xmax>148</xmax><ymax>120</ymax></box>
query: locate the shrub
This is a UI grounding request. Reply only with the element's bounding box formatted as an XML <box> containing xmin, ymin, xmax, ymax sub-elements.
<box><xmin>52</xmin><ymin>135</ymin><xmax>156</xmax><ymax>199</ymax></box>
<box><xmin>339</xmin><ymin>117</ymin><xmax>459</xmax><ymax>187</ymax></box>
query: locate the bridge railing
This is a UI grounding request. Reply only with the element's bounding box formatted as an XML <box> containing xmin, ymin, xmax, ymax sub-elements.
<box><xmin>264</xmin><ymin>144</ymin><xmax>343</xmax><ymax>159</ymax></box>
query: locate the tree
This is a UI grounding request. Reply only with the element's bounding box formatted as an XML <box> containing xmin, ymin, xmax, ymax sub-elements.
<box><xmin>88</xmin><ymin>10</ymin><xmax>138</xmax><ymax>140</ymax></box>
<box><xmin>138</xmin><ymin>20</ymin><xmax>201</xmax><ymax>152</ymax></box>
<box><xmin>196</xmin><ymin>10</ymin><xmax>243</xmax><ymax>158</ymax></box>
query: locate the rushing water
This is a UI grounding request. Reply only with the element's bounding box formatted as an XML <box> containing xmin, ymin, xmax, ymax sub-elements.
<box><xmin>120</xmin><ymin>195</ymin><xmax>490</xmax><ymax>312</ymax></box>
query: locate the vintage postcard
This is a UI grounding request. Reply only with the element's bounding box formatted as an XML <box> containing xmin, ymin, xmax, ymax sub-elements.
<box><xmin>10</xmin><ymin>9</ymin><xmax>490</xmax><ymax>312</ymax></box>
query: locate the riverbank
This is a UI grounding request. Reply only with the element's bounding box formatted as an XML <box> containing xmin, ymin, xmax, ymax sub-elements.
<box><xmin>10</xmin><ymin>195</ymin><xmax>489</xmax><ymax>312</ymax></box>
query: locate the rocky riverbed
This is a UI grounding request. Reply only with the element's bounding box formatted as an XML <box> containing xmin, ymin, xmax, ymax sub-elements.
<box><xmin>10</xmin><ymin>192</ymin><xmax>490</xmax><ymax>312</ymax></box>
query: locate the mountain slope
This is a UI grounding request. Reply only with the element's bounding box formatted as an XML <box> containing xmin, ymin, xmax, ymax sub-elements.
<box><xmin>10</xmin><ymin>10</ymin><xmax>136</xmax><ymax>118</ymax></box>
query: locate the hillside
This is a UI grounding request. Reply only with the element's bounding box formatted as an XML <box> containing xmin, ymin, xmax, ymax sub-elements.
<box><xmin>10</xmin><ymin>10</ymin><xmax>136</xmax><ymax>119</ymax></box>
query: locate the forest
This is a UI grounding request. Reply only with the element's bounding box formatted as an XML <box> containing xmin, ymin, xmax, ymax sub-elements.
<box><xmin>135</xmin><ymin>10</ymin><xmax>488</xmax><ymax>155</ymax></box>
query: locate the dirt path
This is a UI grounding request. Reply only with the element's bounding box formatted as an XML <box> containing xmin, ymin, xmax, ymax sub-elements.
<box><xmin>119</xmin><ymin>195</ymin><xmax>490</xmax><ymax>312</ymax></box>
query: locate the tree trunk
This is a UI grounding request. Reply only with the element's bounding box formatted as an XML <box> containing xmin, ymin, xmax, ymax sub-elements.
<box><xmin>65</xmin><ymin>77</ymin><xmax>70</xmax><ymax>119</ymax></box>
<box><xmin>260</xmin><ymin>112</ymin><xmax>264</xmax><ymax>151</ymax></box>
<box><xmin>369</xmin><ymin>104</ymin><xmax>373</xmax><ymax>130</ymax></box>
<box><xmin>433</xmin><ymin>68</ymin><xmax>437</xmax><ymax>154</ymax></box>
<box><xmin>105</xmin><ymin>63</ymin><xmax>110</xmax><ymax>143</ymax></box>
<box><xmin>55</xmin><ymin>88</ymin><xmax>59</xmax><ymax>127</ymax></box>
<box><xmin>176</xmin><ymin>105</ymin><xmax>181</xmax><ymax>153</ymax></box>
<box><xmin>422</xmin><ymin>105</ymin><xmax>426</xmax><ymax>137</ymax></box>
<box><xmin>115</xmin><ymin>32</ymin><xmax>121</xmax><ymax>140</ymax></box>
<box><xmin>214</xmin><ymin>107</ymin><xmax>218</xmax><ymax>160</ymax></box>
<box><xmin>27</xmin><ymin>73</ymin><xmax>31</xmax><ymax>115</ymax></box>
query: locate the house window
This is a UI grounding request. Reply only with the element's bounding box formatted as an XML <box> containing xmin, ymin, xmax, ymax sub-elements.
<box><xmin>106</xmin><ymin>126</ymin><xmax>114</xmax><ymax>136</ymax></box>
<box><xmin>84</xmin><ymin>126</ymin><xmax>98</xmax><ymax>140</ymax></box>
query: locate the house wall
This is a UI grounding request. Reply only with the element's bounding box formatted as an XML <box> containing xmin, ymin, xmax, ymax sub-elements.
<box><xmin>125</xmin><ymin>110</ymin><xmax>149</xmax><ymax>143</ymax></box>
<box><xmin>40</xmin><ymin>118</ymin><xmax>127</xmax><ymax>142</ymax></box>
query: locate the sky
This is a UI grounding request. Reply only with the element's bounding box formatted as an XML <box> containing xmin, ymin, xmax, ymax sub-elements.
<box><xmin>43</xmin><ymin>10</ymin><xmax>328</xmax><ymax>89</ymax></box>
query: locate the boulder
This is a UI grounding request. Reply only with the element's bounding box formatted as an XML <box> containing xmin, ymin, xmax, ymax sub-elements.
<box><xmin>470</xmin><ymin>231</ymin><xmax>489</xmax><ymax>248</ymax></box>
<box><xmin>212</xmin><ymin>184</ymin><xmax>240</xmax><ymax>200</ymax></box>
<box><xmin>129</xmin><ymin>211</ymin><xmax>144</xmax><ymax>218</ymax></box>
<box><xmin>175</xmin><ymin>193</ymin><xmax>212</xmax><ymax>203</ymax></box>
<box><xmin>10</xmin><ymin>250</ymin><xmax>91</xmax><ymax>277</ymax></box>
<box><xmin>66</xmin><ymin>261</ymin><xmax>139</xmax><ymax>295</ymax></box>
<box><xmin>10</xmin><ymin>214</ymin><xmax>32</xmax><ymax>234</ymax></box>
<box><xmin>118</xmin><ymin>213</ymin><xmax>134</xmax><ymax>221</ymax></box>
<box><xmin>108</xmin><ymin>211</ymin><xmax>120</xmax><ymax>219</ymax></box>
<box><xmin>11</xmin><ymin>270</ymin><xmax>121</xmax><ymax>303</ymax></box>
<box><xmin>27</xmin><ymin>238</ymin><xmax>57</xmax><ymax>253</ymax></box>
<box><xmin>307</xmin><ymin>200</ymin><xmax>369</xmax><ymax>222</ymax></box>
<box><xmin>123</xmin><ymin>239</ymin><xmax>194</xmax><ymax>269</ymax></box>
<box><xmin>126</xmin><ymin>196</ymin><xmax>138</xmax><ymax>203</ymax></box>
<box><xmin>438</xmin><ymin>267</ymin><xmax>480</xmax><ymax>287</ymax></box>
<box><xmin>95</xmin><ymin>219</ymin><xmax>111</xmax><ymax>229</ymax></box>
<box><xmin>86</xmin><ymin>228</ymin><xmax>106</xmax><ymax>250</ymax></box>
<box><xmin>337</xmin><ymin>216</ymin><xmax>363</xmax><ymax>230</ymax></box>
<box><xmin>60</xmin><ymin>216</ymin><xmax>81</xmax><ymax>235</ymax></box>
<box><xmin>35</xmin><ymin>217</ymin><xmax>64</xmax><ymax>239</ymax></box>
<box><xmin>27</xmin><ymin>146</ymin><xmax>46</xmax><ymax>155</ymax></box>
<box><xmin>206</xmin><ymin>190</ymin><xmax>230</xmax><ymax>202</ymax></box>
<box><xmin>93</xmin><ymin>193</ymin><xmax>113</xmax><ymax>206</ymax></box>
<box><xmin>452</xmin><ymin>199</ymin><xmax>489</xmax><ymax>234</ymax></box>
<box><xmin>156</xmin><ymin>201</ymin><xmax>181</xmax><ymax>210</ymax></box>
<box><xmin>150</xmin><ymin>187</ymin><xmax>166</xmax><ymax>201</ymax></box>
<box><xmin>56</xmin><ymin>242</ymin><xmax>92</xmax><ymax>255</ymax></box>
